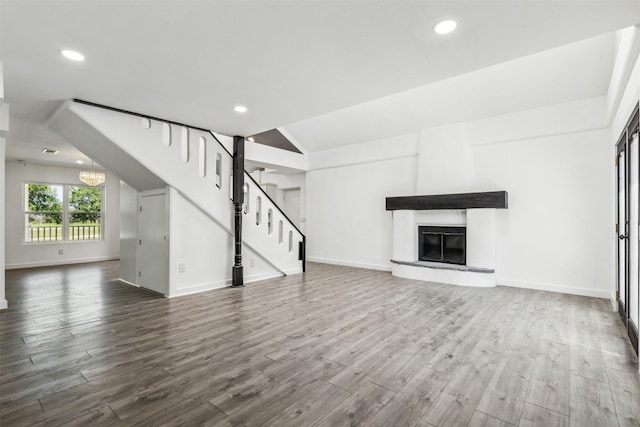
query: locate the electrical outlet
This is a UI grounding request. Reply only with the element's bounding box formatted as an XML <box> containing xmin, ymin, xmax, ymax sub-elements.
<box><xmin>250</xmin><ymin>258</ymin><xmax>255</xmax><ymax>268</ymax></box>
<box><xmin>179</xmin><ymin>262</ymin><xmax>186</xmax><ymax>273</ymax></box>
<box><xmin>58</xmin><ymin>249</ymin><xmax>64</xmax><ymax>255</ymax></box>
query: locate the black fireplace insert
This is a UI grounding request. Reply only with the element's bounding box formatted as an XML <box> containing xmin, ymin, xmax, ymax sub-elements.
<box><xmin>418</xmin><ymin>226</ymin><xmax>466</xmax><ymax>265</ymax></box>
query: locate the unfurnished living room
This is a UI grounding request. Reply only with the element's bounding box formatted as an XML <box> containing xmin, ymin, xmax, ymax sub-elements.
<box><xmin>1</xmin><ymin>1</ymin><xmax>640</xmax><ymax>426</ymax></box>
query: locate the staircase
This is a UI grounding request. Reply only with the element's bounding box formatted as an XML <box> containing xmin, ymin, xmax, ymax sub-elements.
<box><xmin>50</xmin><ymin>100</ymin><xmax>305</xmax><ymax>278</ymax></box>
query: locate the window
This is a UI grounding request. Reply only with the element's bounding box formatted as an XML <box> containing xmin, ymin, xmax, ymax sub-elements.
<box><xmin>243</xmin><ymin>184</ymin><xmax>249</xmax><ymax>214</ymax></box>
<box><xmin>215</xmin><ymin>153</ymin><xmax>222</xmax><ymax>188</ymax></box>
<box><xmin>267</xmin><ymin>209</ymin><xmax>273</xmax><ymax>235</ymax></box>
<box><xmin>198</xmin><ymin>136</ymin><xmax>206</xmax><ymax>177</ymax></box>
<box><xmin>180</xmin><ymin>126</ymin><xmax>189</xmax><ymax>162</ymax></box>
<box><xmin>25</xmin><ymin>183</ymin><xmax>104</xmax><ymax>243</ymax></box>
<box><xmin>256</xmin><ymin>196</ymin><xmax>261</xmax><ymax>225</ymax></box>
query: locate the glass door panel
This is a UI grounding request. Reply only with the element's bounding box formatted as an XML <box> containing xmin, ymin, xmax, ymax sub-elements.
<box><xmin>631</xmin><ymin>133</ymin><xmax>639</xmax><ymax>329</ymax></box>
<box><xmin>616</xmin><ymin>105</ymin><xmax>639</xmax><ymax>355</ymax></box>
<box><xmin>618</xmin><ymin>148</ymin><xmax>627</xmax><ymax>311</ymax></box>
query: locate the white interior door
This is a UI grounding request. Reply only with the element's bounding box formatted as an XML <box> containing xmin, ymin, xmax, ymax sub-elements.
<box><xmin>283</xmin><ymin>188</ymin><xmax>301</xmax><ymax>229</ymax></box>
<box><xmin>138</xmin><ymin>191</ymin><xmax>169</xmax><ymax>295</ymax></box>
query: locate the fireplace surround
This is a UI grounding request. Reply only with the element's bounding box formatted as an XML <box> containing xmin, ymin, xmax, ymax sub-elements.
<box><xmin>387</xmin><ymin>191</ymin><xmax>508</xmax><ymax>287</ymax></box>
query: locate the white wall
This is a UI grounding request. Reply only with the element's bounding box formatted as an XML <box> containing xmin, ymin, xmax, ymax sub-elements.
<box><xmin>608</xmin><ymin>26</ymin><xmax>640</xmax><ymax>126</ymax></box>
<box><xmin>306</xmin><ymin>142</ymin><xmax>417</xmax><ymax>270</ymax></box>
<box><xmin>5</xmin><ymin>162</ymin><xmax>120</xmax><ymax>268</ymax></box>
<box><xmin>0</xmin><ymin>136</ymin><xmax>6</xmax><ymax>309</ymax></box>
<box><xmin>118</xmin><ymin>185</ymin><xmax>282</xmax><ymax>296</ymax></box>
<box><xmin>611</xmin><ymin>33</ymin><xmax>640</xmax><ymax>138</ymax></box>
<box><xmin>251</xmin><ymin>171</ymin><xmax>307</xmax><ymax>232</ymax></box>
<box><xmin>169</xmin><ymin>189</ymin><xmax>281</xmax><ymax>296</ymax></box>
<box><xmin>471</xmin><ymin>128</ymin><xmax>612</xmax><ymax>296</ymax></box>
<box><xmin>1</xmin><ymin>62</ymin><xmax>7</xmax><ymax>309</ymax></box>
<box><xmin>119</xmin><ymin>181</ymin><xmax>138</xmax><ymax>285</ymax></box>
<box><xmin>306</xmin><ymin>97</ymin><xmax>614</xmax><ymax>297</ymax></box>
<box><xmin>245</xmin><ymin>140</ymin><xmax>308</xmax><ymax>173</ymax></box>
<box><xmin>416</xmin><ymin>124</ymin><xmax>475</xmax><ymax>194</ymax></box>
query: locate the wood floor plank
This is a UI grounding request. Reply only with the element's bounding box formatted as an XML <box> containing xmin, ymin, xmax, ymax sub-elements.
<box><xmin>603</xmin><ymin>368</ymin><xmax>640</xmax><ymax>427</ymax></box>
<box><xmin>49</xmin><ymin>405</ymin><xmax>122</xmax><ymax>427</ymax></box>
<box><xmin>0</xmin><ymin>399</ymin><xmax>43</xmax><ymax>425</ymax></box>
<box><xmin>519</xmin><ymin>402</ymin><xmax>569</xmax><ymax>427</ymax></box>
<box><xmin>599</xmin><ymin>334</ymin><xmax>640</xmax><ymax>374</ymax></box>
<box><xmin>261</xmin><ymin>381</ymin><xmax>350</xmax><ymax>427</ymax></box>
<box><xmin>421</xmin><ymin>347</ymin><xmax>502</xmax><ymax>426</ymax></box>
<box><xmin>569</xmin><ymin>374</ymin><xmax>618</xmax><ymax>427</ymax></box>
<box><xmin>476</xmin><ymin>366</ymin><xmax>529</xmax><ymax>425</ymax></box>
<box><xmin>1</xmin><ymin>261</ymin><xmax>638</xmax><ymax>427</ymax></box>
<box><xmin>526</xmin><ymin>340</ymin><xmax>570</xmax><ymax>415</ymax></box>
<box><xmin>364</xmin><ymin>365</ymin><xmax>450</xmax><ymax>427</ymax></box>
<box><xmin>500</xmin><ymin>345</ymin><xmax>538</xmax><ymax>380</ymax></box>
<box><xmin>211</xmin><ymin>362</ymin><xmax>345</xmax><ymax>426</ymax></box>
<box><xmin>468</xmin><ymin>410</ymin><xmax>516</xmax><ymax>427</ymax></box>
<box><xmin>125</xmin><ymin>398</ymin><xmax>227</xmax><ymax>426</ymax></box>
<box><xmin>569</xmin><ymin>342</ymin><xmax>608</xmax><ymax>383</ymax></box>
<box><xmin>312</xmin><ymin>381</ymin><xmax>395</xmax><ymax>427</ymax></box>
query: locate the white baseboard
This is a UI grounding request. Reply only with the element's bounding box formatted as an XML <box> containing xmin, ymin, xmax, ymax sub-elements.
<box><xmin>245</xmin><ymin>271</ymin><xmax>285</xmax><ymax>283</ymax></box>
<box><xmin>118</xmin><ymin>279</ymin><xmax>139</xmax><ymax>288</ymax></box>
<box><xmin>307</xmin><ymin>257</ymin><xmax>391</xmax><ymax>272</ymax></box>
<box><xmin>610</xmin><ymin>292</ymin><xmax>618</xmax><ymax>311</ymax></box>
<box><xmin>5</xmin><ymin>256</ymin><xmax>120</xmax><ymax>270</ymax></box>
<box><xmin>498</xmin><ymin>279</ymin><xmax>611</xmax><ymax>299</ymax></box>
<box><xmin>169</xmin><ymin>271</ymin><xmax>286</xmax><ymax>297</ymax></box>
<box><xmin>171</xmin><ymin>279</ymin><xmax>230</xmax><ymax>297</ymax></box>
<box><xmin>0</xmin><ymin>299</ymin><xmax>7</xmax><ymax>310</ymax></box>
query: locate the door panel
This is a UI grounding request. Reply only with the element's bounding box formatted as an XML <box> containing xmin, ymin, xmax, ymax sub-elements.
<box><xmin>631</xmin><ymin>133</ymin><xmax>639</xmax><ymax>330</ymax></box>
<box><xmin>616</xmin><ymin>103</ymin><xmax>639</xmax><ymax>356</ymax></box>
<box><xmin>138</xmin><ymin>192</ymin><xmax>169</xmax><ymax>295</ymax></box>
<box><xmin>283</xmin><ymin>188</ymin><xmax>301</xmax><ymax>229</ymax></box>
<box><xmin>618</xmin><ymin>148</ymin><xmax>627</xmax><ymax>314</ymax></box>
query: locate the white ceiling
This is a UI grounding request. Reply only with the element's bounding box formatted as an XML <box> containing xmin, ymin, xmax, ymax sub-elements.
<box><xmin>2</xmin><ymin>1</ymin><xmax>640</xmax><ymax>165</ymax></box>
<box><xmin>284</xmin><ymin>32</ymin><xmax>617</xmax><ymax>150</ymax></box>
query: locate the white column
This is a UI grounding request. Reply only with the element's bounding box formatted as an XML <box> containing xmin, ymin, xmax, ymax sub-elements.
<box><xmin>392</xmin><ymin>210</ymin><xmax>416</xmax><ymax>262</ymax></box>
<box><xmin>466</xmin><ymin>208</ymin><xmax>497</xmax><ymax>270</ymax></box>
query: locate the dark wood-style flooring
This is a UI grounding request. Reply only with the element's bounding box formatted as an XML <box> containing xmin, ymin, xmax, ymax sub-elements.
<box><xmin>1</xmin><ymin>261</ymin><xmax>639</xmax><ymax>426</ymax></box>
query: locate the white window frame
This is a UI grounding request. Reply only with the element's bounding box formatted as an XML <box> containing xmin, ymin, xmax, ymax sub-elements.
<box><xmin>23</xmin><ymin>182</ymin><xmax>105</xmax><ymax>244</ymax></box>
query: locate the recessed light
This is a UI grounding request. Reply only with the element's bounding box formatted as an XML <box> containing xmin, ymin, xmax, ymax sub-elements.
<box><xmin>434</xmin><ymin>19</ymin><xmax>457</xmax><ymax>35</ymax></box>
<box><xmin>76</xmin><ymin>160</ymin><xmax>84</xmax><ymax>164</ymax></box>
<box><xmin>234</xmin><ymin>105</ymin><xmax>248</xmax><ymax>113</ymax></box>
<box><xmin>61</xmin><ymin>49</ymin><xmax>85</xmax><ymax>61</ymax></box>
<box><xmin>42</xmin><ymin>148</ymin><xmax>59</xmax><ymax>154</ymax></box>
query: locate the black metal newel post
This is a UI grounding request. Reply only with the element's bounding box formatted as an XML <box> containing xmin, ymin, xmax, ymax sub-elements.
<box><xmin>232</xmin><ymin>135</ymin><xmax>245</xmax><ymax>287</ymax></box>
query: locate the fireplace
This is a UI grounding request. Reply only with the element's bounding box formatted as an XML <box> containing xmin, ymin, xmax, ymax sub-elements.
<box><xmin>418</xmin><ymin>226</ymin><xmax>466</xmax><ymax>265</ymax></box>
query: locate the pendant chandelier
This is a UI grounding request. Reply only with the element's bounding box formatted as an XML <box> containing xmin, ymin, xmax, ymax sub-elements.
<box><xmin>79</xmin><ymin>160</ymin><xmax>105</xmax><ymax>186</ymax></box>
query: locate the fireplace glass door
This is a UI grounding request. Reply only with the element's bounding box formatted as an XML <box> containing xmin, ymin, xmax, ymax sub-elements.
<box><xmin>419</xmin><ymin>226</ymin><xmax>466</xmax><ymax>265</ymax></box>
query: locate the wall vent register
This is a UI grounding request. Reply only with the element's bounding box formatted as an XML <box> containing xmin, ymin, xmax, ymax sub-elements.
<box><xmin>418</xmin><ymin>226</ymin><xmax>466</xmax><ymax>265</ymax></box>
